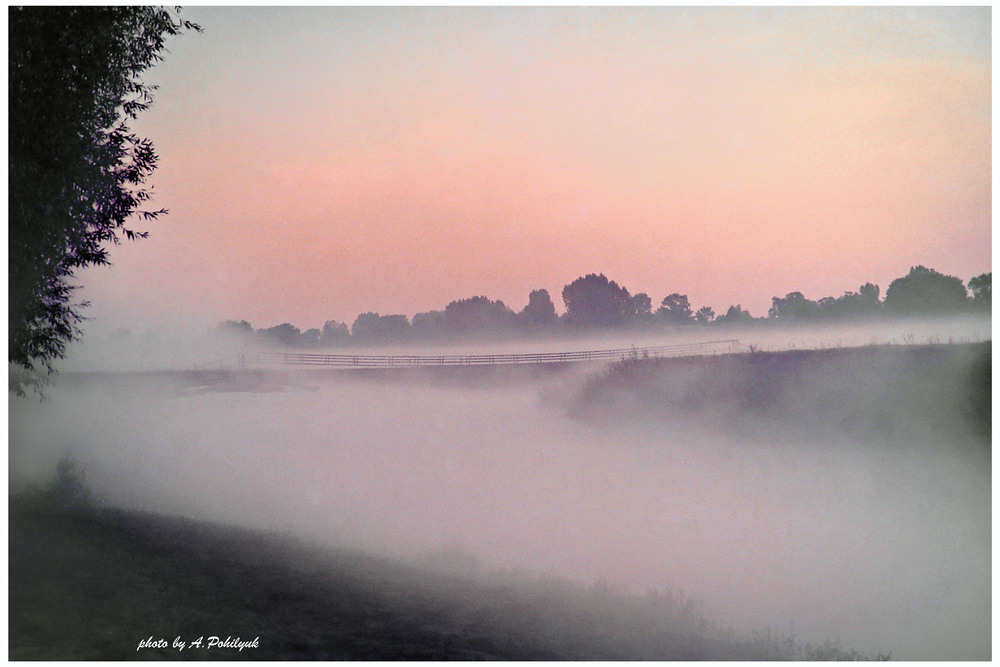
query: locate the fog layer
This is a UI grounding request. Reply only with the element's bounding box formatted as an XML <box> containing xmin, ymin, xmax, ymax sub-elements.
<box><xmin>9</xmin><ymin>337</ymin><xmax>991</xmax><ymax>660</ymax></box>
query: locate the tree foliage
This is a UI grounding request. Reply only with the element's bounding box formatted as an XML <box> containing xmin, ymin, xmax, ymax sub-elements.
<box><xmin>519</xmin><ymin>289</ymin><xmax>558</xmax><ymax>329</ymax></box>
<box><xmin>562</xmin><ymin>273</ymin><xmax>633</xmax><ymax>328</ymax></box>
<box><xmin>883</xmin><ymin>266</ymin><xmax>968</xmax><ymax>315</ymax></box>
<box><xmin>9</xmin><ymin>7</ymin><xmax>199</xmax><ymax>389</ymax></box>
<box><xmin>444</xmin><ymin>296</ymin><xmax>516</xmax><ymax>335</ymax></box>
<box><xmin>695</xmin><ymin>306</ymin><xmax>715</xmax><ymax>324</ymax></box>
<box><xmin>658</xmin><ymin>293</ymin><xmax>694</xmax><ymax>325</ymax></box>
<box><xmin>716</xmin><ymin>304</ymin><xmax>755</xmax><ymax>324</ymax></box>
<box><xmin>968</xmin><ymin>273</ymin><xmax>991</xmax><ymax>310</ymax></box>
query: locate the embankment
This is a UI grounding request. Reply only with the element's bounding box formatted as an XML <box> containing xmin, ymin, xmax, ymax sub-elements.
<box><xmin>572</xmin><ymin>342</ymin><xmax>991</xmax><ymax>445</ymax></box>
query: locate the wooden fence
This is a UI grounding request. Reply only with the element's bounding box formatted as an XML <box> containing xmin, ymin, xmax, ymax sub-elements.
<box><xmin>256</xmin><ymin>339</ymin><xmax>741</xmax><ymax>369</ymax></box>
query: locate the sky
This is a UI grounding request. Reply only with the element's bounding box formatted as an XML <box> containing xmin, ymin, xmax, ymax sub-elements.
<box><xmin>73</xmin><ymin>6</ymin><xmax>992</xmax><ymax>334</ymax></box>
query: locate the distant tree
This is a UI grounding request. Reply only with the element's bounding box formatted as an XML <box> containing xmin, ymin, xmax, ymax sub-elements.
<box><xmin>411</xmin><ymin>310</ymin><xmax>446</xmax><ymax>340</ymax></box>
<box><xmin>883</xmin><ymin>266</ymin><xmax>968</xmax><ymax>315</ymax></box>
<box><xmin>351</xmin><ymin>312</ymin><xmax>409</xmax><ymax>344</ymax></box>
<box><xmin>320</xmin><ymin>320</ymin><xmax>350</xmax><ymax>346</ymax></box>
<box><xmin>695</xmin><ymin>306</ymin><xmax>715</xmax><ymax>325</ymax></box>
<box><xmin>716</xmin><ymin>304</ymin><xmax>755</xmax><ymax>324</ymax></box>
<box><xmin>859</xmin><ymin>282</ymin><xmax>880</xmax><ymax>307</ymax></box>
<box><xmin>518</xmin><ymin>289</ymin><xmax>559</xmax><ymax>331</ymax></box>
<box><xmin>300</xmin><ymin>328</ymin><xmax>321</xmax><ymax>347</ymax></box>
<box><xmin>379</xmin><ymin>315</ymin><xmax>410</xmax><ymax>341</ymax></box>
<box><xmin>219</xmin><ymin>320</ymin><xmax>254</xmax><ymax>337</ymax></box>
<box><xmin>444</xmin><ymin>296</ymin><xmax>516</xmax><ymax>336</ymax></box>
<box><xmin>657</xmin><ymin>293</ymin><xmax>694</xmax><ymax>325</ymax></box>
<box><xmin>9</xmin><ymin>7</ymin><xmax>199</xmax><ymax>392</ymax></box>
<box><xmin>768</xmin><ymin>292</ymin><xmax>819</xmax><ymax>320</ymax></box>
<box><xmin>816</xmin><ymin>296</ymin><xmax>836</xmax><ymax>317</ymax></box>
<box><xmin>630</xmin><ymin>292</ymin><xmax>653</xmax><ymax>325</ymax></box>
<box><xmin>562</xmin><ymin>274</ymin><xmax>633</xmax><ymax>328</ymax></box>
<box><xmin>968</xmin><ymin>273</ymin><xmax>991</xmax><ymax>310</ymax></box>
<box><xmin>820</xmin><ymin>283</ymin><xmax>881</xmax><ymax>319</ymax></box>
<box><xmin>257</xmin><ymin>323</ymin><xmax>302</xmax><ymax>347</ymax></box>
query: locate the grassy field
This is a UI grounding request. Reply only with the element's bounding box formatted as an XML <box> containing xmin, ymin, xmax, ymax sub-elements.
<box><xmin>573</xmin><ymin>341</ymin><xmax>991</xmax><ymax>445</ymax></box>
<box><xmin>9</xmin><ymin>495</ymin><xmax>884</xmax><ymax>661</ymax></box>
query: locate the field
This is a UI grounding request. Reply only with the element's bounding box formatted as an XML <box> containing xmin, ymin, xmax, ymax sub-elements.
<box><xmin>10</xmin><ymin>498</ymin><xmax>885</xmax><ymax>661</ymax></box>
<box><xmin>9</xmin><ymin>341</ymin><xmax>991</xmax><ymax>660</ymax></box>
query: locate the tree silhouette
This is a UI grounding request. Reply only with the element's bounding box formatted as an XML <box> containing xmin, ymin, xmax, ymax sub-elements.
<box><xmin>411</xmin><ymin>310</ymin><xmax>446</xmax><ymax>340</ymax></box>
<box><xmin>9</xmin><ymin>7</ymin><xmax>199</xmax><ymax>392</ymax></box>
<box><xmin>695</xmin><ymin>306</ymin><xmax>715</xmax><ymax>324</ymax></box>
<box><xmin>968</xmin><ymin>273</ymin><xmax>991</xmax><ymax>311</ymax></box>
<box><xmin>320</xmin><ymin>320</ymin><xmax>350</xmax><ymax>346</ymax></box>
<box><xmin>768</xmin><ymin>292</ymin><xmax>819</xmax><ymax>320</ymax></box>
<box><xmin>562</xmin><ymin>274</ymin><xmax>633</xmax><ymax>328</ymax></box>
<box><xmin>716</xmin><ymin>304</ymin><xmax>754</xmax><ymax>324</ymax></box>
<box><xmin>630</xmin><ymin>293</ymin><xmax>654</xmax><ymax>325</ymax></box>
<box><xmin>518</xmin><ymin>289</ymin><xmax>558</xmax><ymax>331</ymax></box>
<box><xmin>351</xmin><ymin>312</ymin><xmax>410</xmax><ymax>345</ymax></box>
<box><xmin>657</xmin><ymin>293</ymin><xmax>694</xmax><ymax>325</ymax></box>
<box><xmin>444</xmin><ymin>296</ymin><xmax>516</xmax><ymax>336</ymax></box>
<box><xmin>259</xmin><ymin>323</ymin><xmax>303</xmax><ymax>347</ymax></box>
<box><xmin>219</xmin><ymin>320</ymin><xmax>254</xmax><ymax>337</ymax></box>
<box><xmin>883</xmin><ymin>266</ymin><xmax>968</xmax><ymax>315</ymax></box>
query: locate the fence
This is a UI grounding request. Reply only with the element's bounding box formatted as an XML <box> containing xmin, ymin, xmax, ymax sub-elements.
<box><xmin>256</xmin><ymin>339</ymin><xmax>742</xmax><ymax>369</ymax></box>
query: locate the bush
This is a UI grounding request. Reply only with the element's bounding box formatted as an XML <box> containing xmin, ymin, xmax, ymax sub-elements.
<box><xmin>46</xmin><ymin>454</ymin><xmax>95</xmax><ymax>514</ymax></box>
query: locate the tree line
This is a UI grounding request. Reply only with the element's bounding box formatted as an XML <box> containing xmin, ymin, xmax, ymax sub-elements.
<box><xmin>220</xmin><ymin>266</ymin><xmax>991</xmax><ymax>349</ymax></box>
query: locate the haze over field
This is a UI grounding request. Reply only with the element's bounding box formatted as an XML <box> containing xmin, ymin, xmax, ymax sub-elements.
<box><xmin>9</xmin><ymin>327</ymin><xmax>992</xmax><ymax>660</ymax></box>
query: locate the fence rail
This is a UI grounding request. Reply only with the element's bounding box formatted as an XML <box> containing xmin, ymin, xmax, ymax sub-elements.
<box><xmin>257</xmin><ymin>340</ymin><xmax>741</xmax><ymax>369</ymax></box>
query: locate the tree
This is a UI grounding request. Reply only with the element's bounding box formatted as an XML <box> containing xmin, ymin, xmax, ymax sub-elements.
<box><xmin>883</xmin><ymin>266</ymin><xmax>968</xmax><ymax>315</ymax></box>
<box><xmin>259</xmin><ymin>323</ymin><xmax>303</xmax><ymax>347</ymax></box>
<box><xmin>320</xmin><ymin>320</ymin><xmax>350</xmax><ymax>346</ymax></box>
<box><xmin>562</xmin><ymin>274</ymin><xmax>633</xmax><ymax>328</ymax></box>
<box><xmin>351</xmin><ymin>312</ymin><xmax>410</xmax><ymax>344</ymax></box>
<box><xmin>716</xmin><ymin>304</ymin><xmax>754</xmax><ymax>324</ymax></box>
<box><xmin>818</xmin><ymin>283</ymin><xmax>881</xmax><ymax>319</ymax></box>
<box><xmin>9</xmin><ymin>7</ymin><xmax>200</xmax><ymax>391</ymax></box>
<box><xmin>630</xmin><ymin>293</ymin><xmax>654</xmax><ymax>325</ymax></box>
<box><xmin>300</xmin><ymin>328</ymin><xmax>322</xmax><ymax>348</ymax></box>
<box><xmin>858</xmin><ymin>282</ymin><xmax>880</xmax><ymax>307</ymax></box>
<box><xmin>695</xmin><ymin>306</ymin><xmax>715</xmax><ymax>325</ymax></box>
<box><xmin>444</xmin><ymin>296</ymin><xmax>516</xmax><ymax>336</ymax></box>
<box><xmin>411</xmin><ymin>310</ymin><xmax>446</xmax><ymax>340</ymax></box>
<box><xmin>218</xmin><ymin>320</ymin><xmax>254</xmax><ymax>337</ymax></box>
<box><xmin>768</xmin><ymin>292</ymin><xmax>818</xmax><ymax>320</ymax></box>
<box><xmin>968</xmin><ymin>273</ymin><xmax>991</xmax><ymax>310</ymax></box>
<box><xmin>518</xmin><ymin>289</ymin><xmax>558</xmax><ymax>331</ymax></box>
<box><xmin>657</xmin><ymin>293</ymin><xmax>694</xmax><ymax>325</ymax></box>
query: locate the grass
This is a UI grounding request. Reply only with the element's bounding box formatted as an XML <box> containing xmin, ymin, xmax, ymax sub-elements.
<box><xmin>9</xmin><ymin>496</ymin><xmax>887</xmax><ymax>661</ymax></box>
<box><xmin>572</xmin><ymin>341</ymin><xmax>991</xmax><ymax>445</ymax></box>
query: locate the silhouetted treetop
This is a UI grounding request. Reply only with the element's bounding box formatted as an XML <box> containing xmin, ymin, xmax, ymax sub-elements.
<box><xmin>716</xmin><ymin>304</ymin><xmax>755</xmax><ymax>324</ymax></box>
<box><xmin>562</xmin><ymin>273</ymin><xmax>633</xmax><ymax>328</ymax></box>
<box><xmin>351</xmin><ymin>312</ymin><xmax>410</xmax><ymax>344</ymax></box>
<box><xmin>444</xmin><ymin>296</ymin><xmax>516</xmax><ymax>334</ymax></box>
<box><xmin>968</xmin><ymin>273</ymin><xmax>991</xmax><ymax>310</ymax></box>
<box><xmin>883</xmin><ymin>266</ymin><xmax>968</xmax><ymax>315</ymax></box>
<box><xmin>658</xmin><ymin>293</ymin><xmax>694</xmax><ymax>325</ymax></box>
<box><xmin>519</xmin><ymin>289</ymin><xmax>558</xmax><ymax>329</ymax></box>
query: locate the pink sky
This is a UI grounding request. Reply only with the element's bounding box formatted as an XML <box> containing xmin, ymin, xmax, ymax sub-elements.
<box><xmin>74</xmin><ymin>6</ymin><xmax>991</xmax><ymax>333</ymax></box>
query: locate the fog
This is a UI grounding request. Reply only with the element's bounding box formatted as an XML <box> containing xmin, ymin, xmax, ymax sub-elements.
<box><xmin>9</xmin><ymin>318</ymin><xmax>991</xmax><ymax>660</ymax></box>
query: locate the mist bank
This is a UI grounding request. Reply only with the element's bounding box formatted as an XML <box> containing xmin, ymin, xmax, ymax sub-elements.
<box><xmin>9</xmin><ymin>339</ymin><xmax>992</xmax><ymax>660</ymax></box>
<box><xmin>54</xmin><ymin>311</ymin><xmax>991</xmax><ymax>374</ymax></box>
